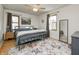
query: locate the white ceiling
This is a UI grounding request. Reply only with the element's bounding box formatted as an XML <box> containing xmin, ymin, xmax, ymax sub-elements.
<box><xmin>2</xmin><ymin>4</ymin><xmax>67</xmax><ymax>15</ymax></box>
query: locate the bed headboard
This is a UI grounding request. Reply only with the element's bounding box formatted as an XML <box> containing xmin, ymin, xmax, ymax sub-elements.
<box><xmin>14</xmin><ymin>26</ymin><xmax>37</xmax><ymax>31</ymax></box>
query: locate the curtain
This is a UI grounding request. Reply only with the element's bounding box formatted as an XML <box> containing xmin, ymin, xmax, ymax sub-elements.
<box><xmin>6</xmin><ymin>13</ymin><xmax>12</xmax><ymax>32</ymax></box>
<box><xmin>46</xmin><ymin>14</ymin><xmax>50</xmax><ymax>37</ymax></box>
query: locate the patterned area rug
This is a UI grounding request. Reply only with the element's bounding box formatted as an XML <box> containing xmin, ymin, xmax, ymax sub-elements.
<box><xmin>8</xmin><ymin>38</ymin><xmax>71</xmax><ymax>55</ymax></box>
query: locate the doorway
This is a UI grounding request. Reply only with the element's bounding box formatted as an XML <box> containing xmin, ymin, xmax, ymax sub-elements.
<box><xmin>59</xmin><ymin>19</ymin><xmax>68</xmax><ymax>43</ymax></box>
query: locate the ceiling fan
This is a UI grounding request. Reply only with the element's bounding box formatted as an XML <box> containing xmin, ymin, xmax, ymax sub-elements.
<box><xmin>24</xmin><ymin>4</ymin><xmax>46</xmax><ymax>12</ymax></box>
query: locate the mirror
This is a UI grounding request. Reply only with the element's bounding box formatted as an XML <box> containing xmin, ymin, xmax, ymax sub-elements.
<box><xmin>59</xmin><ymin>19</ymin><xmax>68</xmax><ymax>43</ymax></box>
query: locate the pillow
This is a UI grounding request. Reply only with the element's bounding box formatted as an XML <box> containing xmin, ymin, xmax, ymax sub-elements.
<box><xmin>15</xmin><ymin>28</ymin><xmax>32</xmax><ymax>31</ymax></box>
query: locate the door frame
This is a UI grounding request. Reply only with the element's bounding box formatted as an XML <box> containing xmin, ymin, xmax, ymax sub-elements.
<box><xmin>59</xmin><ymin>19</ymin><xmax>68</xmax><ymax>43</ymax></box>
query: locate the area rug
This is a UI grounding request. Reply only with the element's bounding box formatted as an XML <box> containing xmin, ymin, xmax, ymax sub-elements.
<box><xmin>8</xmin><ymin>38</ymin><xmax>71</xmax><ymax>55</ymax></box>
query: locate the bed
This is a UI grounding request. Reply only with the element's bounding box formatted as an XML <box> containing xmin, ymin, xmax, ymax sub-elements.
<box><xmin>15</xmin><ymin>27</ymin><xmax>47</xmax><ymax>46</ymax></box>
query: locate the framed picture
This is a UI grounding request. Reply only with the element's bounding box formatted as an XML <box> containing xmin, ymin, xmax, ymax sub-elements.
<box><xmin>21</xmin><ymin>17</ymin><xmax>31</xmax><ymax>25</ymax></box>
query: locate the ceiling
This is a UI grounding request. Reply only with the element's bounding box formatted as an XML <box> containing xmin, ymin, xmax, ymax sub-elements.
<box><xmin>2</xmin><ymin>4</ymin><xmax>67</xmax><ymax>15</ymax></box>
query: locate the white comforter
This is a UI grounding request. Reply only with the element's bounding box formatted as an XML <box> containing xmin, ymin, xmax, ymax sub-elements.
<box><xmin>17</xmin><ymin>29</ymin><xmax>46</xmax><ymax>37</ymax></box>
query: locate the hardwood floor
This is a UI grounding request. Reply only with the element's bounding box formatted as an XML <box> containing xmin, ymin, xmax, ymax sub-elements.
<box><xmin>0</xmin><ymin>39</ymin><xmax>15</xmax><ymax>55</ymax></box>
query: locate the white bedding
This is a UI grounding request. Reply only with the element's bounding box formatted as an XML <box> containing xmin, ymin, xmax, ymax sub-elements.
<box><xmin>17</xmin><ymin>29</ymin><xmax>46</xmax><ymax>37</ymax></box>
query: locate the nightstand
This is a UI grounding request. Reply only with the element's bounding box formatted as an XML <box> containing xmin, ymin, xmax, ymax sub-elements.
<box><xmin>5</xmin><ymin>32</ymin><xmax>14</xmax><ymax>40</ymax></box>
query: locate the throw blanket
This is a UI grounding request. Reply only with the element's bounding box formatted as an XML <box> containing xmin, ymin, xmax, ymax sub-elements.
<box><xmin>17</xmin><ymin>29</ymin><xmax>46</xmax><ymax>37</ymax></box>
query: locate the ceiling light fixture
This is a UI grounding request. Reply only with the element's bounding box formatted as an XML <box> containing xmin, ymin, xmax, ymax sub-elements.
<box><xmin>33</xmin><ymin>8</ymin><xmax>38</xmax><ymax>12</ymax></box>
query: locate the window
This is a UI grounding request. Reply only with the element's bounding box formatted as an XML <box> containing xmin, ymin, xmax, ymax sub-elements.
<box><xmin>49</xmin><ymin>15</ymin><xmax>57</xmax><ymax>31</ymax></box>
<box><xmin>12</xmin><ymin>15</ymin><xmax>19</xmax><ymax>30</ymax></box>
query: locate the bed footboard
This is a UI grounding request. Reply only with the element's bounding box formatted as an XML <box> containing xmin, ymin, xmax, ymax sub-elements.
<box><xmin>16</xmin><ymin>31</ymin><xmax>47</xmax><ymax>50</ymax></box>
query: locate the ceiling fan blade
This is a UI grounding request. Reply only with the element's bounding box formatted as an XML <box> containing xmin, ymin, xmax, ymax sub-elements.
<box><xmin>24</xmin><ymin>4</ymin><xmax>46</xmax><ymax>12</ymax></box>
<box><xmin>24</xmin><ymin>5</ymin><xmax>33</xmax><ymax>8</ymax></box>
<box><xmin>40</xmin><ymin>8</ymin><xmax>46</xmax><ymax>10</ymax></box>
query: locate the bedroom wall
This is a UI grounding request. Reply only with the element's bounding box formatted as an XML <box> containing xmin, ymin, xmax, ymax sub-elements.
<box><xmin>38</xmin><ymin>13</ymin><xmax>47</xmax><ymax>30</ymax></box>
<box><xmin>4</xmin><ymin>9</ymin><xmax>40</xmax><ymax>33</ymax></box>
<box><xmin>39</xmin><ymin>5</ymin><xmax>79</xmax><ymax>44</ymax></box>
<box><xmin>0</xmin><ymin>4</ymin><xmax>4</xmax><ymax>42</ymax></box>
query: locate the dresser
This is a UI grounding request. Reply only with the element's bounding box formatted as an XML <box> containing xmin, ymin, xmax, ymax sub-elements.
<box><xmin>71</xmin><ymin>31</ymin><xmax>79</xmax><ymax>55</ymax></box>
<box><xmin>5</xmin><ymin>32</ymin><xmax>14</xmax><ymax>40</ymax></box>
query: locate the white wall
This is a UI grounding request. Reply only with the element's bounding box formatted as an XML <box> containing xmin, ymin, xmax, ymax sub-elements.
<box><xmin>4</xmin><ymin>9</ymin><xmax>40</xmax><ymax>33</ymax></box>
<box><xmin>39</xmin><ymin>5</ymin><xmax>79</xmax><ymax>44</ymax></box>
<box><xmin>38</xmin><ymin>13</ymin><xmax>47</xmax><ymax>29</ymax></box>
<box><xmin>0</xmin><ymin>5</ymin><xmax>4</xmax><ymax>42</ymax></box>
